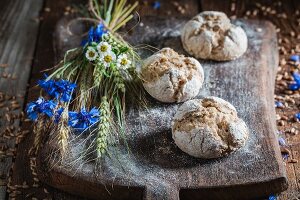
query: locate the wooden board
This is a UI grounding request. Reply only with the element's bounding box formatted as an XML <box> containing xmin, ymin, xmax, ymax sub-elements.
<box><xmin>0</xmin><ymin>0</ymin><xmax>44</xmax><ymax>199</ymax></box>
<box><xmin>35</xmin><ymin>16</ymin><xmax>288</xmax><ymax>200</ymax></box>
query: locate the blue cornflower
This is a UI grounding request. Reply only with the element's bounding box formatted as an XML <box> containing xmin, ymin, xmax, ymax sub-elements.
<box><xmin>54</xmin><ymin>107</ymin><xmax>64</xmax><ymax>123</ymax></box>
<box><xmin>38</xmin><ymin>75</ymin><xmax>56</xmax><ymax>95</ymax></box>
<box><xmin>54</xmin><ymin>80</ymin><xmax>77</xmax><ymax>102</ymax></box>
<box><xmin>275</xmin><ymin>101</ymin><xmax>284</xmax><ymax>108</ymax></box>
<box><xmin>278</xmin><ymin>137</ymin><xmax>286</xmax><ymax>146</ymax></box>
<box><xmin>88</xmin><ymin>26</ymin><xmax>94</xmax><ymax>43</ymax></box>
<box><xmin>290</xmin><ymin>55</ymin><xmax>300</xmax><ymax>62</ymax></box>
<box><xmin>295</xmin><ymin>113</ymin><xmax>300</xmax><ymax>121</ymax></box>
<box><xmin>68</xmin><ymin>107</ymin><xmax>100</xmax><ymax>131</ymax></box>
<box><xmin>268</xmin><ymin>195</ymin><xmax>277</xmax><ymax>200</ymax></box>
<box><xmin>82</xmin><ymin>23</ymin><xmax>107</xmax><ymax>46</ymax></box>
<box><xmin>282</xmin><ymin>153</ymin><xmax>289</xmax><ymax>160</ymax></box>
<box><xmin>26</xmin><ymin>97</ymin><xmax>57</xmax><ymax>121</ymax></box>
<box><xmin>38</xmin><ymin>76</ymin><xmax>76</xmax><ymax>102</ymax></box>
<box><xmin>152</xmin><ymin>1</ymin><xmax>161</xmax><ymax>9</ymax></box>
<box><xmin>288</xmin><ymin>72</ymin><xmax>300</xmax><ymax>91</ymax></box>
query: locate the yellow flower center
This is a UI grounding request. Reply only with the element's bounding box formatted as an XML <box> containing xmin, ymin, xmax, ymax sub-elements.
<box><xmin>88</xmin><ymin>51</ymin><xmax>95</xmax><ymax>57</ymax></box>
<box><xmin>100</xmin><ymin>45</ymin><xmax>108</xmax><ymax>52</ymax></box>
<box><xmin>104</xmin><ymin>55</ymin><xmax>112</xmax><ymax>63</ymax></box>
<box><xmin>121</xmin><ymin>58</ymin><xmax>128</xmax><ymax>65</ymax></box>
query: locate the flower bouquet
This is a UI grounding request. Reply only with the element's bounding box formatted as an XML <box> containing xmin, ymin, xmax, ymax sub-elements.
<box><xmin>26</xmin><ymin>0</ymin><xmax>144</xmax><ymax>163</ymax></box>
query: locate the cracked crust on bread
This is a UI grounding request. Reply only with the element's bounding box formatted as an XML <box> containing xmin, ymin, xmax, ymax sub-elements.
<box><xmin>181</xmin><ymin>11</ymin><xmax>248</xmax><ymax>61</ymax></box>
<box><xmin>141</xmin><ymin>48</ymin><xmax>204</xmax><ymax>103</ymax></box>
<box><xmin>172</xmin><ymin>97</ymin><xmax>249</xmax><ymax>158</ymax></box>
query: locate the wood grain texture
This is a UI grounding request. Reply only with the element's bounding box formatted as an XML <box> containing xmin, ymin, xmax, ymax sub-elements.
<box><xmin>201</xmin><ymin>1</ymin><xmax>300</xmax><ymax>199</ymax></box>
<box><xmin>7</xmin><ymin>0</ymin><xmax>299</xmax><ymax>199</ymax></box>
<box><xmin>0</xmin><ymin>0</ymin><xmax>44</xmax><ymax>199</ymax></box>
<box><xmin>10</xmin><ymin>1</ymin><xmax>83</xmax><ymax>199</ymax></box>
<box><xmin>35</xmin><ymin>17</ymin><xmax>287</xmax><ymax>200</ymax></box>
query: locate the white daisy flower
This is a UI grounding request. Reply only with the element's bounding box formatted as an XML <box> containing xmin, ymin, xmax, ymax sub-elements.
<box><xmin>100</xmin><ymin>51</ymin><xmax>116</xmax><ymax>68</ymax></box>
<box><xmin>117</xmin><ymin>54</ymin><xmax>132</xmax><ymax>69</ymax></box>
<box><xmin>85</xmin><ymin>47</ymin><xmax>98</xmax><ymax>61</ymax></box>
<box><xmin>97</xmin><ymin>42</ymin><xmax>111</xmax><ymax>54</ymax></box>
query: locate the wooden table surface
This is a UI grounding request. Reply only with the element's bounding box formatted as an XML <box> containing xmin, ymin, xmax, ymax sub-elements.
<box><xmin>0</xmin><ymin>0</ymin><xmax>299</xmax><ymax>199</ymax></box>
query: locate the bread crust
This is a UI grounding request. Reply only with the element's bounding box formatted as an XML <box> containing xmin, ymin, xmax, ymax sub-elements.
<box><xmin>172</xmin><ymin>97</ymin><xmax>249</xmax><ymax>158</ymax></box>
<box><xmin>181</xmin><ymin>11</ymin><xmax>248</xmax><ymax>61</ymax></box>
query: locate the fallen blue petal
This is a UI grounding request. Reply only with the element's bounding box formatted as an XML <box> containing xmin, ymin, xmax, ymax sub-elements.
<box><xmin>275</xmin><ymin>101</ymin><xmax>284</xmax><ymax>108</ymax></box>
<box><xmin>292</xmin><ymin>72</ymin><xmax>300</xmax><ymax>83</ymax></box>
<box><xmin>282</xmin><ymin>153</ymin><xmax>289</xmax><ymax>160</ymax></box>
<box><xmin>295</xmin><ymin>113</ymin><xmax>300</xmax><ymax>120</ymax></box>
<box><xmin>269</xmin><ymin>195</ymin><xmax>277</xmax><ymax>200</ymax></box>
<box><xmin>152</xmin><ymin>1</ymin><xmax>161</xmax><ymax>9</ymax></box>
<box><xmin>278</xmin><ymin>137</ymin><xmax>286</xmax><ymax>146</ymax></box>
<box><xmin>290</xmin><ymin>55</ymin><xmax>300</xmax><ymax>62</ymax></box>
<box><xmin>288</xmin><ymin>83</ymin><xmax>300</xmax><ymax>91</ymax></box>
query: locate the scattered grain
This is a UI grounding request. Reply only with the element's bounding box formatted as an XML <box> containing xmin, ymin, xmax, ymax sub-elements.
<box><xmin>281</xmin><ymin>147</ymin><xmax>291</xmax><ymax>155</ymax></box>
<box><xmin>289</xmin><ymin>158</ymin><xmax>298</xmax><ymax>163</ymax></box>
<box><xmin>44</xmin><ymin>7</ymin><xmax>51</xmax><ymax>12</ymax></box>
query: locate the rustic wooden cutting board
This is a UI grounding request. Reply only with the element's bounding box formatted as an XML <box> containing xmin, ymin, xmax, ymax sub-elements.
<box><xmin>36</xmin><ymin>17</ymin><xmax>288</xmax><ymax>200</ymax></box>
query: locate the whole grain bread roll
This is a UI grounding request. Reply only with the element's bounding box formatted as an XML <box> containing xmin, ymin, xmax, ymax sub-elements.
<box><xmin>172</xmin><ymin>97</ymin><xmax>249</xmax><ymax>158</ymax></box>
<box><xmin>141</xmin><ymin>48</ymin><xmax>204</xmax><ymax>103</ymax></box>
<box><xmin>181</xmin><ymin>11</ymin><xmax>248</xmax><ymax>61</ymax></box>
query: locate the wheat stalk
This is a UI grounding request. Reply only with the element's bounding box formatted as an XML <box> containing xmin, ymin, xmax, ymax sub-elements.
<box><xmin>112</xmin><ymin>68</ymin><xmax>125</xmax><ymax>93</ymax></box>
<box><xmin>96</xmin><ymin>96</ymin><xmax>110</xmax><ymax>158</ymax></box>
<box><xmin>29</xmin><ymin>117</ymin><xmax>45</xmax><ymax>155</ymax></box>
<box><xmin>56</xmin><ymin>110</ymin><xmax>70</xmax><ymax>157</ymax></box>
<box><xmin>93</xmin><ymin>63</ymin><xmax>103</xmax><ymax>87</ymax></box>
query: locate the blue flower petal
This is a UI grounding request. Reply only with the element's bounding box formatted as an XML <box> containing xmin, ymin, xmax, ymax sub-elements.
<box><xmin>26</xmin><ymin>97</ymin><xmax>57</xmax><ymax>121</ymax></box>
<box><xmin>292</xmin><ymin>72</ymin><xmax>300</xmax><ymax>84</ymax></box>
<box><xmin>275</xmin><ymin>101</ymin><xmax>284</xmax><ymax>108</ymax></box>
<box><xmin>268</xmin><ymin>195</ymin><xmax>277</xmax><ymax>200</ymax></box>
<box><xmin>68</xmin><ymin>107</ymin><xmax>101</xmax><ymax>132</ymax></box>
<box><xmin>278</xmin><ymin>137</ymin><xmax>286</xmax><ymax>146</ymax></box>
<box><xmin>69</xmin><ymin>119</ymin><xmax>79</xmax><ymax>127</ymax></box>
<box><xmin>290</xmin><ymin>55</ymin><xmax>300</xmax><ymax>62</ymax></box>
<box><xmin>90</xmin><ymin>107</ymin><xmax>100</xmax><ymax>116</ymax></box>
<box><xmin>28</xmin><ymin>112</ymin><xmax>38</xmax><ymax>121</ymax></box>
<box><xmin>295</xmin><ymin>113</ymin><xmax>300</xmax><ymax>120</ymax></box>
<box><xmin>81</xmin><ymin>39</ymin><xmax>88</xmax><ymax>47</ymax></box>
<box><xmin>152</xmin><ymin>1</ymin><xmax>161</xmax><ymax>9</ymax></box>
<box><xmin>82</xmin><ymin>23</ymin><xmax>108</xmax><ymax>45</ymax></box>
<box><xmin>88</xmin><ymin>27</ymin><xmax>94</xmax><ymax>43</ymax></box>
<box><xmin>38</xmin><ymin>77</ymin><xmax>76</xmax><ymax>102</ymax></box>
<box><xmin>288</xmin><ymin>83</ymin><xmax>300</xmax><ymax>91</ymax></box>
<box><xmin>54</xmin><ymin>108</ymin><xmax>64</xmax><ymax>123</ymax></box>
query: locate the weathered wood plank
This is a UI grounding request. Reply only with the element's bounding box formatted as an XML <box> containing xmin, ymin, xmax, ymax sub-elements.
<box><xmin>11</xmin><ymin>0</ymin><xmax>201</xmax><ymax>199</ymax></box>
<box><xmin>0</xmin><ymin>0</ymin><xmax>44</xmax><ymax>199</ymax></box>
<box><xmin>200</xmin><ymin>1</ymin><xmax>300</xmax><ymax>200</ymax></box>
<box><xmin>9</xmin><ymin>0</ymin><xmax>80</xmax><ymax>199</ymax></box>
<box><xmin>9</xmin><ymin>0</ymin><xmax>299</xmax><ymax>199</ymax></box>
<box><xmin>133</xmin><ymin>0</ymin><xmax>200</xmax><ymax>17</ymax></box>
<box><xmin>35</xmin><ymin>16</ymin><xmax>287</xmax><ymax>200</ymax></box>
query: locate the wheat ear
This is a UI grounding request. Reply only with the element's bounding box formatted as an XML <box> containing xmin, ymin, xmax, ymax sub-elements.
<box><xmin>96</xmin><ymin>96</ymin><xmax>110</xmax><ymax>158</ymax></box>
<box><xmin>30</xmin><ymin>117</ymin><xmax>45</xmax><ymax>155</ymax></box>
<box><xmin>56</xmin><ymin>110</ymin><xmax>70</xmax><ymax>157</ymax></box>
<box><xmin>112</xmin><ymin>68</ymin><xmax>125</xmax><ymax>93</ymax></box>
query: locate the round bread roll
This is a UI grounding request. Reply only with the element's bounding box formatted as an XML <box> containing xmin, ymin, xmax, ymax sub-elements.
<box><xmin>181</xmin><ymin>11</ymin><xmax>248</xmax><ymax>61</ymax></box>
<box><xmin>172</xmin><ymin>97</ymin><xmax>249</xmax><ymax>158</ymax></box>
<box><xmin>141</xmin><ymin>48</ymin><xmax>204</xmax><ymax>103</ymax></box>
